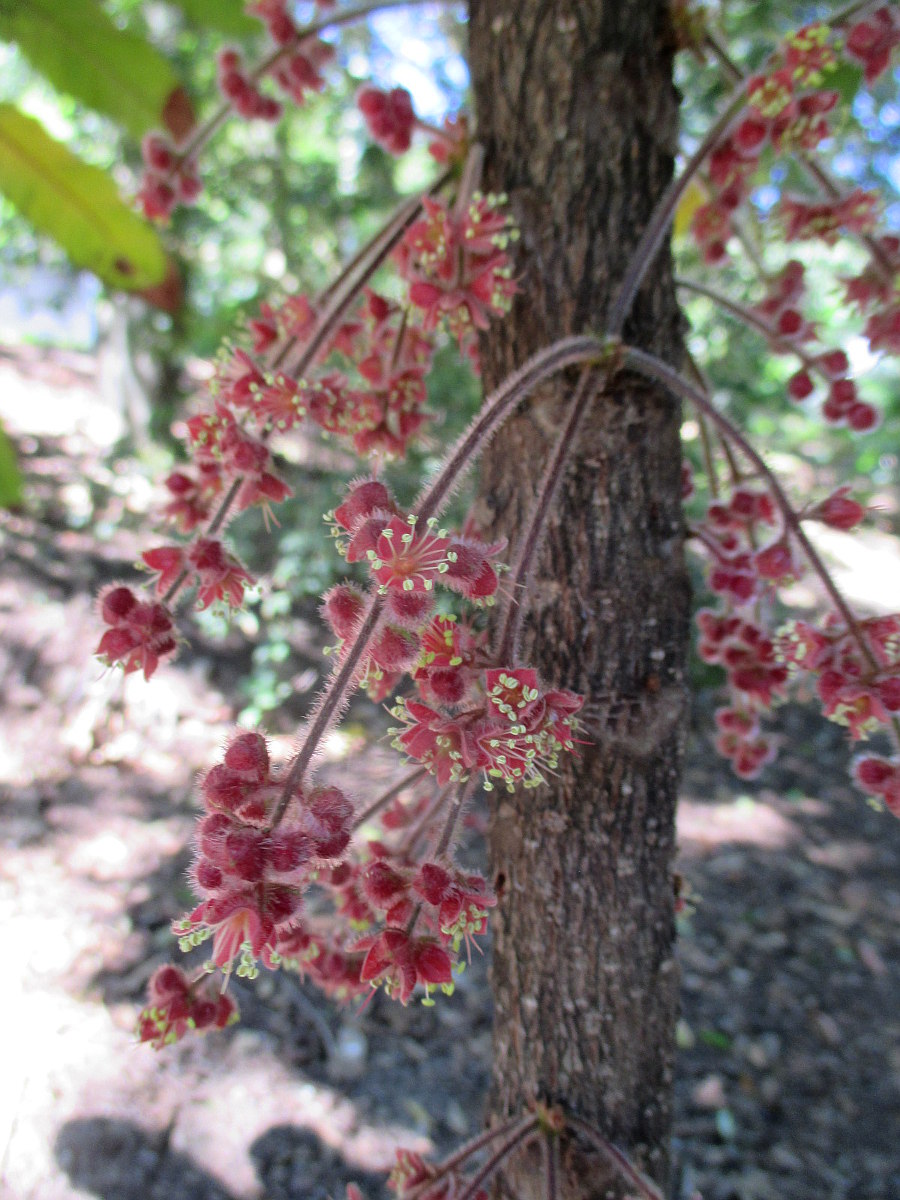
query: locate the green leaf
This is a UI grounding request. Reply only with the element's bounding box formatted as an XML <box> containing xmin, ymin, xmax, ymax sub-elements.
<box><xmin>0</xmin><ymin>421</ymin><xmax>23</xmax><ymax>509</ymax></box>
<box><xmin>698</xmin><ymin>1028</ymin><xmax>732</xmax><ymax>1051</ymax></box>
<box><xmin>164</xmin><ymin>0</ymin><xmax>261</xmax><ymax>37</ymax></box>
<box><xmin>827</xmin><ymin>61</ymin><xmax>864</xmax><ymax>109</ymax></box>
<box><xmin>0</xmin><ymin>105</ymin><xmax>168</xmax><ymax>290</ymax></box>
<box><xmin>0</xmin><ymin>0</ymin><xmax>193</xmax><ymax>140</ymax></box>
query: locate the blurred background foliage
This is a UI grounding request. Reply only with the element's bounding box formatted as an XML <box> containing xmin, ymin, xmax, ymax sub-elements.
<box><xmin>0</xmin><ymin>0</ymin><xmax>897</xmax><ymax>721</ymax></box>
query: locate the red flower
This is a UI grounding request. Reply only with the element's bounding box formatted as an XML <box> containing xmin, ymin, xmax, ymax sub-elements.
<box><xmin>392</xmin><ymin>699</ymin><xmax>476</xmax><ymax>786</ymax></box>
<box><xmin>845</xmin><ymin>7</ymin><xmax>900</xmax><ymax>84</ymax></box>
<box><xmin>443</xmin><ymin>532</ymin><xmax>506</xmax><ymax>601</ymax></box>
<box><xmin>784</xmin><ymin>23</ymin><xmax>836</xmax><ymax>86</ymax></box>
<box><xmin>357</xmin><ymin>86</ymin><xmax>416</xmax><ymax>155</ymax></box>
<box><xmin>853</xmin><ymin>755</ymin><xmax>900</xmax><ymax>816</ymax></box>
<box><xmin>187</xmin><ymin>538</ymin><xmax>255</xmax><ymax>609</ymax></box>
<box><xmin>807</xmin><ymin>487</ymin><xmax>866</xmax><ymax>532</ymax></box>
<box><xmin>413</xmin><ymin>862</ymin><xmax>496</xmax><ymax>951</ymax></box>
<box><xmin>754</xmin><ymin>538</ymin><xmax>798</xmax><ymax>581</ymax></box>
<box><xmin>370</xmin><ymin>517</ymin><xmax>450</xmax><ymax>594</ymax></box>
<box><xmin>400</xmin><ymin>195</ymin><xmax>517</xmax><ymax>343</ymax></box>
<box><xmin>163</xmin><ymin>467</ymin><xmax>222</xmax><ymax>532</ymax></box>
<box><xmin>96</xmin><ymin>585</ymin><xmax>178</xmax><ymax>680</ymax></box>
<box><xmin>138</xmin><ymin>966</ymin><xmax>238</xmax><ymax>1049</ymax></box>
<box><xmin>357</xmin><ymin>928</ymin><xmax>452</xmax><ymax>1004</ymax></box>
<box><xmin>142</xmin><ymin>545</ymin><xmax>186</xmax><ymax>597</ymax></box>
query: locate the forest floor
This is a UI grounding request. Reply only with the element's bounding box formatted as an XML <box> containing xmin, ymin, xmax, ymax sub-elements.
<box><xmin>0</xmin><ymin>344</ymin><xmax>898</xmax><ymax>1200</ymax></box>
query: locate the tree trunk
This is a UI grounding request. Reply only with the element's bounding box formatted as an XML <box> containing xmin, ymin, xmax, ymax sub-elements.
<box><xmin>468</xmin><ymin>3</ymin><xmax>690</xmax><ymax>1195</ymax></box>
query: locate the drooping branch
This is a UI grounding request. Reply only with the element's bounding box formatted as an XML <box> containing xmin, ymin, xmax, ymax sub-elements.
<box><xmin>605</xmin><ymin>86</ymin><xmax>748</xmax><ymax>335</ymax></box>
<box><xmin>701</xmin><ymin>12</ymin><xmax>896</xmax><ymax>285</ymax></box>
<box><xmin>414</xmin><ymin>336</ymin><xmax>602</xmax><ymax>523</ymax></box>
<box><xmin>494</xmin><ymin>366</ymin><xmax>600</xmax><ymax>663</ymax></box>
<box><xmin>400</xmin><ymin>1115</ymin><xmax>538</xmax><ymax>1200</ymax></box>
<box><xmin>676</xmin><ymin>277</ymin><xmax>818</xmax><ymax>370</ymax></box>
<box><xmin>566</xmin><ymin>1115</ymin><xmax>665</xmax><ymax>1200</ymax></box>
<box><xmin>174</xmin><ymin>0</ymin><xmax>448</xmax><ymax>167</ymax></box>
<box><xmin>622</xmin><ymin>343</ymin><xmax>883</xmax><ymax>675</ymax></box>
<box><xmin>607</xmin><ymin>0</ymin><xmax>895</xmax><ymax>336</ymax></box>
<box><xmin>266</xmin><ymin>337</ymin><xmax>602</xmax><ymax>826</ymax></box>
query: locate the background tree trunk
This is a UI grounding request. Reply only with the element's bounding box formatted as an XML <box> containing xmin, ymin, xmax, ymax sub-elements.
<box><xmin>468</xmin><ymin>3</ymin><xmax>691</xmax><ymax>1195</ymax></box>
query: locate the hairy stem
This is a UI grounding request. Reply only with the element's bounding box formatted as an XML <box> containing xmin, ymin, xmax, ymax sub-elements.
<box><xmin>452</xmin><ymin>142</ymin><xmax>485</xmax><ymax>222</ymax></box>
<box><xmin>265</xmin><ymin>181</ymin><xmax>444</xmax><ymax>374</ymax></box>
<box><xmin>494</xmin><ymin>367</ymin><xmax>598</xmax><ymax>663</ymax></box>
<box><xmin>278</xmin><ymin>184</ymin><xmax>442</xmax><ymax>377</ymax></box>
<box><xmin>606</xmin><ymin>85</ymin><xmax>748</xmax><ymax>335</ymax></box>
<box><xmin>401</xmin><ymin>1115</ymin><xmax>536</xmax><ymax>1200</ymax></box>
<box><xmin>685</xmin><ymin>353</ymin><xmax>721</xmax><ymax>500</ymax></box>
<box><xmin>455</xmin><ymin>1121</ymin><xmax>540</xmax><ymax>1200</ymax></box>
<box><xmin>543</xmin><ymin>1134</ymin><xmax>559</xmax><ymax>1200</ymax></box>
<box><xmin>269</xmin><ymin>595</ymin><xmax>385</xmax><ymax>827</ymax></box>
<box><xmin>433</xmin><ymin>776</ymin><xmax>479</xmax><ymax>859</ymax></box>
<box><xmin>414</xmin><ymin>336</ymin><xmax>602</xmax><ymax>524</ymax></box>
<box><xmin>397</xmin><ymin>785</ymin><xmax>450</xmax><ymax>857</ymax></box>
<box><xmin>566</xmin><ymin>1115</ymin><xmax>664</xmax><ymax>1200</ymax></box>
<box><xmin>160</xmin><ymin>476</ymin><xmax>244</xmax><ymax>605</ymax></box>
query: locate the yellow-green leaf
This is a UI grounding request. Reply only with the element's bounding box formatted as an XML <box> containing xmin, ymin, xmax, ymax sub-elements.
<box><xmin>165</xmin><ymin>0</ymin><xmax>261</xmax><ymax>37</ymax></box>
<box><xmin>0</xmin><ymin>105</ymin><xmax>168</xmax><ymax>291</ymax></box>
<box><xmin>0</xmin><ymin>0</ymin><xmax>194</xmax><ymax>140</ymax></box>
<box><xmin>674</xmin><ymin>178</ymin><xmax>706</xmax><ymax>241</ymax></box>
<box><xmin>0</xmin><ymin>421</ymin><xmax>23</xmax><ymax>510</ymax></box>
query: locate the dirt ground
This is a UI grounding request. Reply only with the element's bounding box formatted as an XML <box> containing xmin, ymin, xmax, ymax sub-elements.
<box><xmin>1</xmin><ymin>345</ymin><xmax>898</xmax><ymax>1200</ymax></box>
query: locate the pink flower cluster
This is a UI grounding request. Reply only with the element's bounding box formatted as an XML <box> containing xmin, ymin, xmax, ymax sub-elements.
<box><xmin>392</xmin><ymin>667</ymin><xmax>583</xmax><ymax>792</ymax></box>
<box><xmin>138</xmin><ymin>0</ymin><xmax>334</xmax><ymax>218</ymax></box>
<box><xmin>752</xmin><ymin>261</ymin><xmax>879</xmax><ymax>431</ymax></box>
<box><xmin>853</xmin><ymin>755</ymin><xmax>900</xmax><ymax>816</ymax></box>
<box><xmin>780</xmin><ymin>189</ymin><xmax>880</xmax><ymax>245</ymax></box>
<box><xmin>398</xmin><ymin>195</ymin><xmax>518</xmax><ymax>354</ymax></box>
<box><xmin>691</xmin><ymin>17</ymin><xmax>900</xmax><ymax>267</ymax></box>
<box><xmin>321</xmin><ymin>477</ymin><xmax>506</xmax><ymax>698</ymax></box>
<box><xmin>96</xmin><ymin>584</ymin><xmax>178</xmax><ymax>680</ymax></box>
<box><xmin>353</xmin><ymin>851</ymin><xmax>496</xmax><ymax>973</ymax></box>
<box><xmin>839</xmin><ymin>226</ymin><xmax>900</xmax><ymax>366</ymax></box>
<box><xmin>780</xmin><ymin>615</ymin><xmax>900</xmax><ymax>814</ymax></box>
<box><xmin>780</xmin><ymin>615</ymin><xmax>900</xmax><ymax>738</ymax></box>
<box><xmin>844</xmin><ymin>6</ymin><xmax>900</xmax><ymax>84</ymax></box>
<box><xmin>139</xmin><ymin>132</ymin><xmax>201</xmax><ymax>221</ymax></box>
<box><xmin>138</xmin><ymin>965</ymin><xmax>238</xmax><ymax>1048</ymax></box>
<box><xmin>143</xmin><ymin>538</ymin><xmax>253</xmax><ymax>610</ymax></box>
<box><xmin>356</xmin><ymin>85</ymin><xmax>468</xmax><ymax>166</ymax></box>
<box><xmin>168</xmin><ymin>722</ymin><xmax>505</xmax><ymax>1005</ymax></box>
<box><xmin>180</xmin><ymin>731</ymin><xmax>353</xmax><ymax>972</ymax></box>
<box><xmin>357</xmin><ymin>86</ymin><xmax>416</xmax><ymax>155</ymax></box>
<box><xmin>692</xmin><ymin>24</ymin><xmax>848</xmax><ymax>264</ymax></box>
<box><xmin>689</xmin><ymin>476</ymin><xmax>898</xmax><ymax>792</ymax></box>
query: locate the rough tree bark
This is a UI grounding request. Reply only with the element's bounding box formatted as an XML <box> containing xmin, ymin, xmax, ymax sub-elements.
<box><xmin>468</xmin><ymin>2</ymin><xmax>690</xmax><ymax>1195</ymax></box>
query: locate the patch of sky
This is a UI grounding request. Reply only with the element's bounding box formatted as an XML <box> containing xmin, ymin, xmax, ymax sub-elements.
<box><xmin>752</xmin><ymin>183</ymin><xmax>779</xmax><ymax>214</ymax></box>
<box><xmin>366</xmin><ymin>3</ymin><xmax>468</xmax><ymax>120</ymax></box>
<box><xmin>0</xmin><ymin>267</ymin><xmax>100</xmax><ymax>348</ymax></box>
